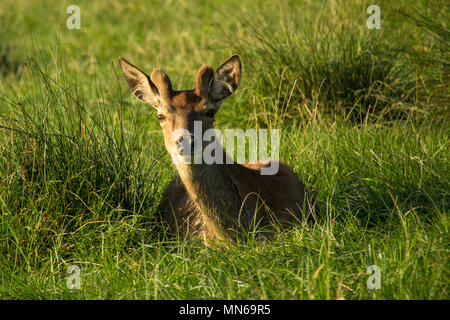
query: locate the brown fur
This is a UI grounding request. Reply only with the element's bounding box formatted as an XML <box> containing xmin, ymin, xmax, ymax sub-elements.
<box><xmin>119</xmin><ymin>55</ymin><xmax>318</xmax><ymax>246</ymax></box>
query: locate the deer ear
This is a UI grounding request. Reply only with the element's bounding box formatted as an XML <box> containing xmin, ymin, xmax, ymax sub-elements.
<box><xmin>119</xmin><ymin>57</ymin><xmax>160</xmax><ymax>107</ymax></box>
<box><xmin>209</xmin><ymin>55</ymin><xmax>241</xmax><ymax>104</ymax></box>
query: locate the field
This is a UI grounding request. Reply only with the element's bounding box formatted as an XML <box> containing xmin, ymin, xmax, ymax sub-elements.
<box><xmin>0</xmin><ymin>0</ymin><xmax>448</xmax><ymax>299</ymax></box>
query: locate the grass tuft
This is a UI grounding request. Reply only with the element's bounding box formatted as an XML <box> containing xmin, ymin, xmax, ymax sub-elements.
<box><xmin>0</xmin><ymin>0</ymin><xmax>448</xmax><ymax>300</ymax></box>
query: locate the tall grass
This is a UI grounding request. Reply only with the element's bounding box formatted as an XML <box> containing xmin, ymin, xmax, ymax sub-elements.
<box><xmin>227</xmin><ymin>0</ymin><xmax>448</xmax><ymax>123</ymax></box>
<box><xmin>0</xmin><ymin>0</ymin><xmax>448</xmax><ymax>300</ymax></box>
<box><xmin>396</xmin><ymin>0</ymin><xmax>449</xmax><ymax>120</ymax></box>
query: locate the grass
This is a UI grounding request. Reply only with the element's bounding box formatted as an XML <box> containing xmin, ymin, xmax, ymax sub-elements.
<box><xmin>0</xmin><ymin>0</ymin><xmax>448</xmax><ymax>299</ymax></box>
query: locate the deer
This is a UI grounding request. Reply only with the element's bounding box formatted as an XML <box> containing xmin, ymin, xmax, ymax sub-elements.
<box><xmin>119</xmin><ymin>55</ymin><xmax>318</xmax><ymax>245</ymax></box>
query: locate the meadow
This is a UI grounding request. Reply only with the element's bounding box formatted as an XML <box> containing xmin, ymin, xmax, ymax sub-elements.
<box><xmin>0</xmin><ymin>0</ymin><xmax>448</xmax><ymax>299</ymax></box>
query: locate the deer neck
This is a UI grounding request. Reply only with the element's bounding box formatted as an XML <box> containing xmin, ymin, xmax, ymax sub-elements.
<box><xmin>173</xmin><ymin>146</ymin><xmax>243</xmax><ymax>240</ymax></box>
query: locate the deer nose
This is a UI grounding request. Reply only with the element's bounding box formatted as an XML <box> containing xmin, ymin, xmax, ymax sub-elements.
<box><xmin>176</xmin><ymin>134</ymin><xmax>195</xmax><ymax>155</ymax></box>
<box><xmin>175</xmin><ymin>135</ymin><xmax>184</xmax><ymax>145</ymax></box>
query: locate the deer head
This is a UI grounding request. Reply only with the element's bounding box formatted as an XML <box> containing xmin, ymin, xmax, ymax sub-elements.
<box><xmin>119</xmin><ymin>55</ymin><xmax>241</xmax><ymax>165</ymax></box>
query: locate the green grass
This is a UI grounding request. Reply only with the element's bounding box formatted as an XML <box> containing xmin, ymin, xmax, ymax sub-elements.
<box><xmin>0</xmin><ymin>0</ymin><xmax>448</xmax><ymax>299</ymax></box>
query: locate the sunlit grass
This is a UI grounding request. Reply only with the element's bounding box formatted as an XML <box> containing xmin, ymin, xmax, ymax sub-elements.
<box><xmin>0</xmin><ymin>0</ymin><xmax>448</xmax><ymax>299</ymax></box>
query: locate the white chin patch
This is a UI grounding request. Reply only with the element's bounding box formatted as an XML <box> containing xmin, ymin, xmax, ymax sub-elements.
<box><xmin>171</xmin><ymin>150</ymin><xmax>202</xmax><ymax>165</ymax></box>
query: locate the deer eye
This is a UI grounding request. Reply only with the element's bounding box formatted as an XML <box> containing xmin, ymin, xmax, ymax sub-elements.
<box><xmin>205</xmin><ymin>109</ymin><xmax>216</xmax><ymax>118</ymax></box>
<box><xmin>157</xmin><ymin>114</ymin><xmax>166</xmax><ymax>122</ymax></box>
